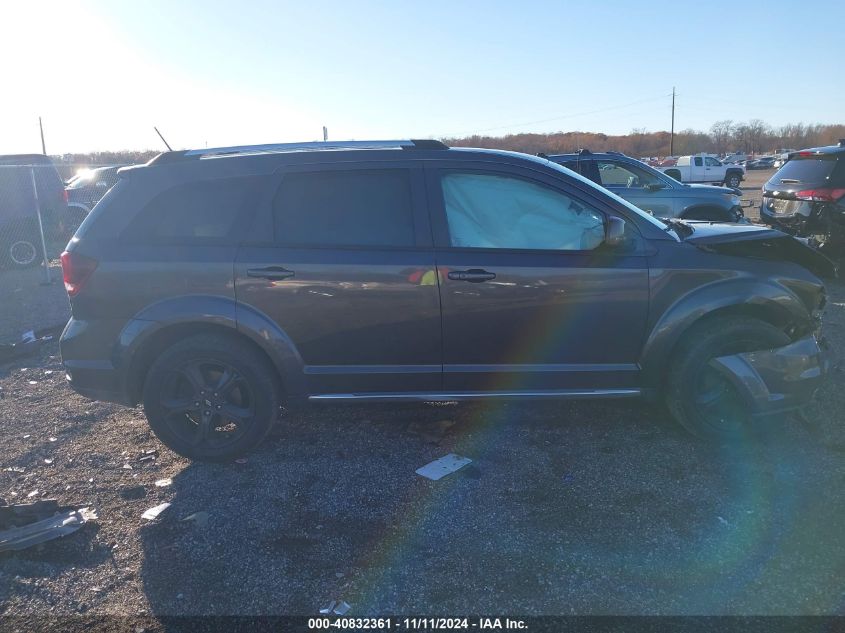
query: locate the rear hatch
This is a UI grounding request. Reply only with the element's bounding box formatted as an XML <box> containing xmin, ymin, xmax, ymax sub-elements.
<box><xmin>762</xmin><ymin>151</ymin><xmax>845</xmax><ymax>217</ymax></box>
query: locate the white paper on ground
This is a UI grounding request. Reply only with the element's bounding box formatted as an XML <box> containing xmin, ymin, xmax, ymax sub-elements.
<box><xmin>415</xmin><ymin>454</ymin><xmax>472</xmax><ymax>481</ymax></box>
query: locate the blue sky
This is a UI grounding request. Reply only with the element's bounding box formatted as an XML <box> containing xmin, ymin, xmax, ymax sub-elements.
<box><xmin>2</xmin><ymin>0</ymin><xmax>843</xmax><ymax>152</ymax></box>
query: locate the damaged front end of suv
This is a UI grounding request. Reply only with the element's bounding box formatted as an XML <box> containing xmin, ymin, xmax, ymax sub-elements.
<box><xmin>648</xmin><ymin>220</ymin><xmax>833</xmax><ymax>435</ymax></box>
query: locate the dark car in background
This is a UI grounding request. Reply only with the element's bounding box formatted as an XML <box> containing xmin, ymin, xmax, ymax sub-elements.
<box><xmin>65</xmin><ymin>165</ymin><xmax>127</xmax><ymax>234</ymax></box>
<box><xmin>60</xmin><ymin>140</ymin><xmax>830</xmax><ymax>461</ymax></box>
<box><xmin>760</xmin><ymin>141</ymin><xmax>845</xmax><ymax>252</ymax></box>
<box><xmin>746</xmin><ymin>156</ymin><xmax>777</xmax><ymax>170</ymax></box>
<box><xmin>548</xmin><ymin>150</ymin><xmax>747</xmax><ymax>222</ymax></box>
<box><xmin>0</xmin><ymin>154</ymin><xmax>68</xmax><ymax>268</ymax></box>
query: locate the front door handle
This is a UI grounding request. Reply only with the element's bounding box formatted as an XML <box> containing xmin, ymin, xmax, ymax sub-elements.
<box><xmin>447</xmin><ymin>269</ymin><xmax>496</xmax><ymax>283</ymax></box>
<box><xmin>246</xmin><ymin>266</ymin><xmax>295</xmax><ymax>281</ymax></box>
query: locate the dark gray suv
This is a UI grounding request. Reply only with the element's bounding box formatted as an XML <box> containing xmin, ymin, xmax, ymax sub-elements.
<box><xmin>60</xmin><ymin>140</ymin><xmax>832</xmax><ymax>460</ymax></box>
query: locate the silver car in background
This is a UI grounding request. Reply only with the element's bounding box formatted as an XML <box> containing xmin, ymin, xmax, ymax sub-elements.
<box><xmin>548</xmin><ymin>149</ymin><xmax>749</xmax><ymax>222</ymax></box>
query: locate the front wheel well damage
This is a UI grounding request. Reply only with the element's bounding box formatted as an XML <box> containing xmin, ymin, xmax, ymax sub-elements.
<box><xmin>126</xmin><ymin>322</ymin><xmax>284</xmax><ymax>405</ymax></box>
<box><xmin>657</xmin><ymin>304</ymin><xmax>804</xmax><ymax>388</ymax></box>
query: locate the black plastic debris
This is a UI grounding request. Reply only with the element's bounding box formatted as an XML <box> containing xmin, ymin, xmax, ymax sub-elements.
<box><xmin>0</xmin><ymin>499</ymin><xmax>97</xmax><ymax>553</ymax></box>
<box><xmin>0</xmin><ymin>325</ymin><xmax>64</xmax><ymax>365</ymax></box>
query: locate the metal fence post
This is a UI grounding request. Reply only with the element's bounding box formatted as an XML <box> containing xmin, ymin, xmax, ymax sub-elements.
<box><xmin>29</xmin><ymin>167</ymin><xmax>52</xmax><ymax>285</ymax></box>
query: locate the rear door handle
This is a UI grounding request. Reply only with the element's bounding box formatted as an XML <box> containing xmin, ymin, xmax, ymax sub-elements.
<box><xmin>246</xmin><ymin>266</ymin><xmax>295</xmax><ymax>281</ymax></box>
<box><xmin>447</xmin><ymin>269</ymin><xmax>496</xmax><ymax>283</ymax></box>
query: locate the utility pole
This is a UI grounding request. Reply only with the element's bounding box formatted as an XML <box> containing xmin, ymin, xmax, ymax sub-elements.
<box><xmin>39</xmin><ymin>117</ymin><xmax>47</xmax><ymax>155</ymax></box>
<box><xmin>669</xmin><ymin>87</ymin><xmax>675</xmax><ymax>156</ymax></box>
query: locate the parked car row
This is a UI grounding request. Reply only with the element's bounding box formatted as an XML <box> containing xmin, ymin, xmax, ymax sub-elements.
<box><xmin>59</xmin><ymin>139</ymin><xmax>832</xmax><ymax>460</ymax></box>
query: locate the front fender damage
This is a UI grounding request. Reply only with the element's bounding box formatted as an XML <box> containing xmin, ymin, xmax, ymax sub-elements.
<box><xmin>709</xmin><ymin>334</ymin><xmax>829</xmax><ymax>415</ymax></box>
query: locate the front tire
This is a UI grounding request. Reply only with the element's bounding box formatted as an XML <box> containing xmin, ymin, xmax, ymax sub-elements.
<box><xmin>142</xmin><ymin>333</ymin><xmax>280</xmax><ymax>461</ymax></box>
<box><xmin>665</xmin><ymin>316</ymin><xmax>790</xmax><ymax>441</ymax></box>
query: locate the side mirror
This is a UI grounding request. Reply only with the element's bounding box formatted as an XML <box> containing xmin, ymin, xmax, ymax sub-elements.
<box><xmin>645</xmin><ymin>182</ymin><xmax>665</xmax><ymax>192</ymax></box>
<box><xmin>605</xmin><ymin>216</ymin><xmax>626</xmax><ymax>247</ymax></box>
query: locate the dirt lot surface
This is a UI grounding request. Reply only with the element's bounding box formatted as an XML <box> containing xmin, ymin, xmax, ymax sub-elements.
<box><xmin>1</xmin><ymin>273</ymin><xmax>845</xmax><ymax>624</ymax></box>
<box><xmin>737</xmin><ymin>168</ymin><xmax>773</xmax><ymax>222</ymax></box>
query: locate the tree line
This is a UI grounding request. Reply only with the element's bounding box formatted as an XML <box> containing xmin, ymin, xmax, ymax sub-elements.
<box><xmin>50</xmin><ymin>120</ymin><xmax>845</xmax><ymax>173</ymax></box>
<box><xmin>445</xmin><ymin>121</ymin><xmax>845</xmax><ymax>158</ymax></box>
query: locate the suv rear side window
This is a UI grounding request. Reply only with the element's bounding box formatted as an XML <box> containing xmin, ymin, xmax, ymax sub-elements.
<box><xmin>273</xmin><ymin>169</ymin><xmax>415</xmax><ymax>247</ymax></box>
<box><xmin>126</xmin><ymin>177</ymin><xmax>262</xmax><ymax>242</ymax></box>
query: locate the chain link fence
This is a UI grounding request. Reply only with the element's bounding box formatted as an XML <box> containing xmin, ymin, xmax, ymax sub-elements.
<box><xmin>0</xmin><ymin>162</ymin><xmax>73</xmax><ymax>278</ymax></box>
<box><xmin>0</xmin><ymin>160</ymin><xmax>80</xmax><ymax>343</ymax></box>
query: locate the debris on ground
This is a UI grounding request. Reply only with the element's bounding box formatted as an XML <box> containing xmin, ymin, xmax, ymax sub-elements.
<box><xmin>138</xmin><ymin>449</ymin><xmax>158</xmax><ymax>464</ymax></box>
<box><xmin>0</xmin><ymin>329</ymin><xmax>56</xmax><ymax>364</ymax></box>
<box><xmin>319</xmin><ymin>600</ymin><xmax>352</xmax><ymax>615</ymax></box>
<box><xmin>415</xmin><ymin>453</ymin><xmax>473</xmax><ymax>481</ymax></box>
<box><xmin>154</xmin><ymin>478</ymin><xmax>172</xmax><ymax>487</ymax></box>
<box><xmin>0</xmin><ymin>499</ymin><xmax>97</xmax><ymax>552</ymax></box>
<box><xmin>181</xmin><ymin>511</ymin><xmax>209</xmax><ymax>528</ymax></box>
<box><xmin>333</xmin><ymin>601</ymin><xmax>351</xmax><ymax>615</ymax></box>
<box><xmin>141</xmin><ymin>503</ymin><xmax>171</xmax><ymax>521</ymax></box>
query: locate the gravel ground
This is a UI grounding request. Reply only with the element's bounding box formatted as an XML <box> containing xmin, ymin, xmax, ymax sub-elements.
<box><xmin>1</xmin><ymin>277</ymin><xmax>844</xmax><ymax>621</ymax></box>
<box><xmin>1</xmin><ymin>179</ymin><xmax>844</xmax><ymax>624</ymax></box>
<box><xmin>0</xmin><ymin>262</ymin><xmax>68</xmax><ymax>345</ymax></box>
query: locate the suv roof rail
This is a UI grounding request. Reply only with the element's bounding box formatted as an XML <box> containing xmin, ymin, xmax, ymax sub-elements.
<box><xmin>149</xmin><ymin>139</ymin><xmax>448</xmax><ymax>165</ymax></box>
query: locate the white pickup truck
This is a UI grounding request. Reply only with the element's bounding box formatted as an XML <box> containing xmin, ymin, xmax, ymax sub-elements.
<box><xmin>660</xmin><ymin>154</ymin><xmax>745</xmax><ymax>188</ymax></box>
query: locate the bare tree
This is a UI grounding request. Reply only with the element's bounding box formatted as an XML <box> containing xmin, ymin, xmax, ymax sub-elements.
<box><xmin>710</xmin><ymin>120</ymin><xmax>734</xmax><ymax>154</ymax></box>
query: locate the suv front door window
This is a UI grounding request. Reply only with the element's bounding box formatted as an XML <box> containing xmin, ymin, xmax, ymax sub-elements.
<box><xmin>428</xmin><ymin>165</ymin><xmax>650</xmax><ymax>393</ymax></box>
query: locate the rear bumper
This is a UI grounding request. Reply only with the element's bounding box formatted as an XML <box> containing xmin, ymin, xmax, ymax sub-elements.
<box><xmin>61</xmin><ymin>318</ymin><xmax>135</xmax><ymax>406</ymax></box>
<box><xmin>709</xmin><ymin>334</ymin><xmax>828</xmax><ymax>415</ymax></box>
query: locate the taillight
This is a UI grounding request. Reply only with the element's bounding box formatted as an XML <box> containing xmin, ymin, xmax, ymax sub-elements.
<box><xmin>62</xmin><ymin>189</ymin><xmax>69</xmax><ymax>203</ymax></box>
<box><xmin>795</xmin><ymin>188</ymin><xmax>845</xmax><ymax>202</ymax></box>
<box><xmin>60</xmin><ymin>251</ymin><xmax>97</xmax><ymax>297</ymax></box>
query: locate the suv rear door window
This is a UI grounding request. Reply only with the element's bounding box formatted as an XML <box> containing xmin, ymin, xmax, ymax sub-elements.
<box><xmin>126</xmin><ymin>176</ymin><xmax>262</xmax><ymax>241</ymax></box>
<box><xmin>273</xmin><ymin>169</ymin><xmax>415</xmax><ymax>247</ymax></box>
<box><xmin>440</xmin><ymin>172</ymin><xmax>605</xmax><ymax>251</ymax></box>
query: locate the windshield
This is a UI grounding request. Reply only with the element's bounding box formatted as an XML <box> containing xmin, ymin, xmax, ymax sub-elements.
<box><xmin>529</xmin><ymin>155</ymin><xmax>671</xmax><ymax>231</ymax></box>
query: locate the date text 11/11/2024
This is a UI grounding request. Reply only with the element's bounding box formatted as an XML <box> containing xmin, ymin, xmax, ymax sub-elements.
<box><xmin>308</xmin><ymin>617</ymin><xmax>529</xmax><ymax>630</ymax></box>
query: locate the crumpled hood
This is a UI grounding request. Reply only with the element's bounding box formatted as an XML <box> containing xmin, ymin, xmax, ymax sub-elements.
<box><xmin>680</xmin><ymin>221</ymin><xmax>838</xmax><ymax>278</ymax></box>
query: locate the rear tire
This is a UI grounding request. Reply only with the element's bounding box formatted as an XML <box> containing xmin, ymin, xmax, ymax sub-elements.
<box><xmin>142</xmin><ymin>333</ymin><xmax>280</xmax><ymax>461</ymax></box>
<box><xmin>665</xmin><ymin>316</ymin><xmax>790</xmax><ymax>441</ymax></box>
<box><xmin>725</xmin><ymin>173</ymin><xmax>742</xmax><ymax>188</ymax></box>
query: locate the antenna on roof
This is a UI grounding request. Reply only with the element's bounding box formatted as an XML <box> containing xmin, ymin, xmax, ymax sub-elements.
<box><xmin>154</xmin><ymin>127</ymin><xmax>173</xmax><ymax>151</ymax></box>
<box><xmin>323</xmin><ymin>126</ymin><xmax>328</xmax><ymax>142</ymax></box>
